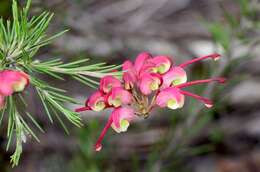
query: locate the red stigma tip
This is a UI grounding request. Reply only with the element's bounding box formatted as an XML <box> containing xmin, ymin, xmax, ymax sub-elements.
<box><xmin>95</xmin><ymin>143</ymin><xmax>102</xmax><ymax>152</ymax></box>
<box><xmin>217</xmin><ymin>77</ymin><xmax>226</xmax><ymax>84</ymax></box>
<box><xmin>205</xmin><ymin>103</ymin><xmax>213</xmax><ymax>108</ymax></box>
<box><xmin>211</xmin><ymin>54</ymin><xmax>221</xmax><ymax>61</ymax></box>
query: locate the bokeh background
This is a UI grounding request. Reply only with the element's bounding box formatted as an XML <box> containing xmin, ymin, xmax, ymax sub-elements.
<box><xmin>1</xmin><ymin>0</ymin><xmax>260</xmax><ymax>171</ymax></box>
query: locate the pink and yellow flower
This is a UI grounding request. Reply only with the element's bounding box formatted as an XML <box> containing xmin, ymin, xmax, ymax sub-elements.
<box><xmin>0</xmin><ymin>70</ymin><xmax>29</xmax><ymax>111</ymax></box>
<box><xmin>76</xmin><ymin>52</ymin><xmax>225</xmax><ymax>152</ymax></box>
<box><xmin>0</xmin><ymin>70</ymin><xmax>29</xmax><ymax>96</ymax></box>
<box><xmin>156</xmin><ymin>87</ymin><xmax>184</xmax><ymax>109</ymax></box>
<box><xmin>110</xmin><ymin>107</ymin><xmax>135</xmax><ymax>133</ymax></box>
<box><xmin>107</xmin><ymin>87</ymin><xmax>132</xmax><ymax>107</ymax></box>
<box><xmin>75</xmin><ymin>91</ymin><xmax>106</xmax><ymax>112</ymax></box>
<box><xmin>162</xmin><ymin>66</ymin><xmax>187</xmax><ymax>88</ymax></box>
<box><xmin>94</xmin><ymin>107</ymin><xmax>135</xmax><ymax>151</ymax></box>
<box><xmin>100</xmin><ymin>75</ymin><xmax>121</xmax><ymax>93</ymax></box>
<box><xmin>139</xmin><ymin>73</ymin><xmax>162</xmax><ymax>95</ymax></box>
<box><xmin>147</xmin><ymin>55</ymin><xmax>172</xmax><ymax>74</ymax></box>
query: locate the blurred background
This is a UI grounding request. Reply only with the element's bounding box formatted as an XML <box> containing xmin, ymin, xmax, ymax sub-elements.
<box><xmin>1</xmin><ymin>0</ymin><xmax>260</xmax><ymax>171</ymax></box>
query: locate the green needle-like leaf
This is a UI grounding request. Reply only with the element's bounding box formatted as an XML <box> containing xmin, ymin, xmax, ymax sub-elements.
<box><xmin>0</xmin><ymin>0</ymin><xmax>123</xmax><ymax>166</ymax></box>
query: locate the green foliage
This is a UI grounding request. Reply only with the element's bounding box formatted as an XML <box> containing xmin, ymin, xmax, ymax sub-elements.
<box><xmin>208</xmin><ymin>23</ymin><xmax>231</xmax><ymax>51</ymax></box>
<box><xmin>0</xmin><ymin>0</ymin><xmax>121</xmax><ymax>166</ymax></box>
<box><xmin>69</xmin><ymin>120</ymin><xmax>105</xmax><ymax>172</ymax></box>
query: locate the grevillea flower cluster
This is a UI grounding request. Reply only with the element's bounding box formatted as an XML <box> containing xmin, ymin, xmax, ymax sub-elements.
<box><xmin>76</xmin><ymin>52</ymin><xmax>226</xmax><ymax>151</ymax></box>
<box><xmin>0</xmin><ymin>70</ymin><xmax>29</xmax><ymax>109</ymax></box>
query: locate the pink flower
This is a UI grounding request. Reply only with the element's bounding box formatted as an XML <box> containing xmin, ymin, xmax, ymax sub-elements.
<box><xmin>147</xmin><ymin>55</ymin><xmax>172</xmax><ymax>74</ymax></box>
<box><xmin>139</xmin><ymin>73</ymin><xmax>162</xmax><ymax>95</ymax></box>
<box><xmin>156</xmin><ymin>87</ymin><xmax>184</xmax><ymax>109</ymax></box>
<box><xmin>95</xmin><ymin>107</ymin><xmax>135</xmax><ymax>151</ymax></box>
<box><xmin>111</xmin><ymin>107</ymin><xmax>135</xmax><ymax>133</ymax></box>
<box><xmin>134</xmin><ymin>52</ymin><xmax>152</xmax><ymax>74</ymax></box>
<box><xmin>122</xmin><ymin>60</ymin><xmax>136</xmax><ymax>90</ymax></box>
<box><xmin>162</xmin><ymin>67</ymin><xmax>187</xmax><ymax>88</ymax></box>
<box><xmin>0</xmin><ymin>70</ymin><xmax>29</xmax><ymax>96</ymax></box>
<box><xmin>100</xmin><ymin>75</ymin><xmax>121</xmax><ymax>93</ymax></box>
<box><xmin>138</xmin><ymin>62</ymin><xmax>157</xmax><ymax>78</ymax></box>
<box><xmin>76</xmin><ymin>52</ymin><xmax>226</xmax><ymax>152</ymax></box>
<box><xmin>75</xmin><ymin>91</ymin><xmax>106</xmax><ymax>112</ymax></box>
<box><xmin>87</xmin><ymin>91</ymin><xmax>107</xmax><ymax>111</ymax></box>
<box><xmin>107</xmin><ymin>87</ymin><xmax>132</xmax><ymax>107</ymax></box>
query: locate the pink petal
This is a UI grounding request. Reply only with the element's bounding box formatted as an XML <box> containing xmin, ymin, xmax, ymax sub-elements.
<box><xmin>108</xmin><ymin>87</ymin><xmax>132</xmax><ymax>107</ymax></box>
<box><xmin>100</xmin><ymin>75</ymin><xmax>122</xmax><ymax>93</ymax></box>
<box><xmin>134</xmin><ymin>52</ymin><xmax>152</xmax><ymax>74</ymax></box>
<box><xmin>0</xmin><ymin>81</ymin><xmax>13</xmax><ymax>96</ymax></box>
<box><xmin>111</xmin><ymin>107</ymin><xmax>135</xmax><ymax>132</ymax></box>
<box><xmin>94</xmin><ymin>107</ymin><xmax>135</xmax><ymax>151</ymax></box>
<box><xmin>87</xmin><ymin>91</ymin><xmax>106</xmax><ymax>111</ymax></box>
<box><xmin>0</xmin><ymin>70</ymin><xmax>29</xmax><ymax>95</ymax></box>
<box><xmin>161</xmin><ymin>67</ymin><xmax>187</xmax><ymax>88</ymax></box>
<box><xmin>138</xmin><ymin>62</ymin><xmax>156</xmax><ymax>78</ymax></box>
<box><xmin>139</xmin><ymin>73</ymin><xmax>161</xmax><ymax>95</ymax></box>
<box><xmin>148</xmin><ymin>55</ymin><xmax>172</xmax><ymax>74</ymax></box>
<box><xmin>156</xmin><ymin>87</ymin><xmax>184</xmax><ymax>109</ymax></box>
<box><xmin>122</xmin><ymin>60</ymin><xmax>137</xmax><ymax>89</ymax></box>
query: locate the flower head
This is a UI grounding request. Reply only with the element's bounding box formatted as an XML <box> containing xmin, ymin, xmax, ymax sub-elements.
<box><xmin>76</xmin><ymin>52</ymin><xmax>225</xmax><ymax>152</ymax></box>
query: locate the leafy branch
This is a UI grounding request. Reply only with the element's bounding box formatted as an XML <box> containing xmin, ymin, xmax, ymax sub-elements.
<box><xmin>0</xmin><ymin>0</ymin><xmax>121</xmax><ymax>166</ymax></box>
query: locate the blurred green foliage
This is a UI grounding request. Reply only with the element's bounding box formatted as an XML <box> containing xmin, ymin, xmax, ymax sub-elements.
<box><xmin>69</xmin><ymin>120</ymin><xmax>105</xmax><ymax>172</ymax></box>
